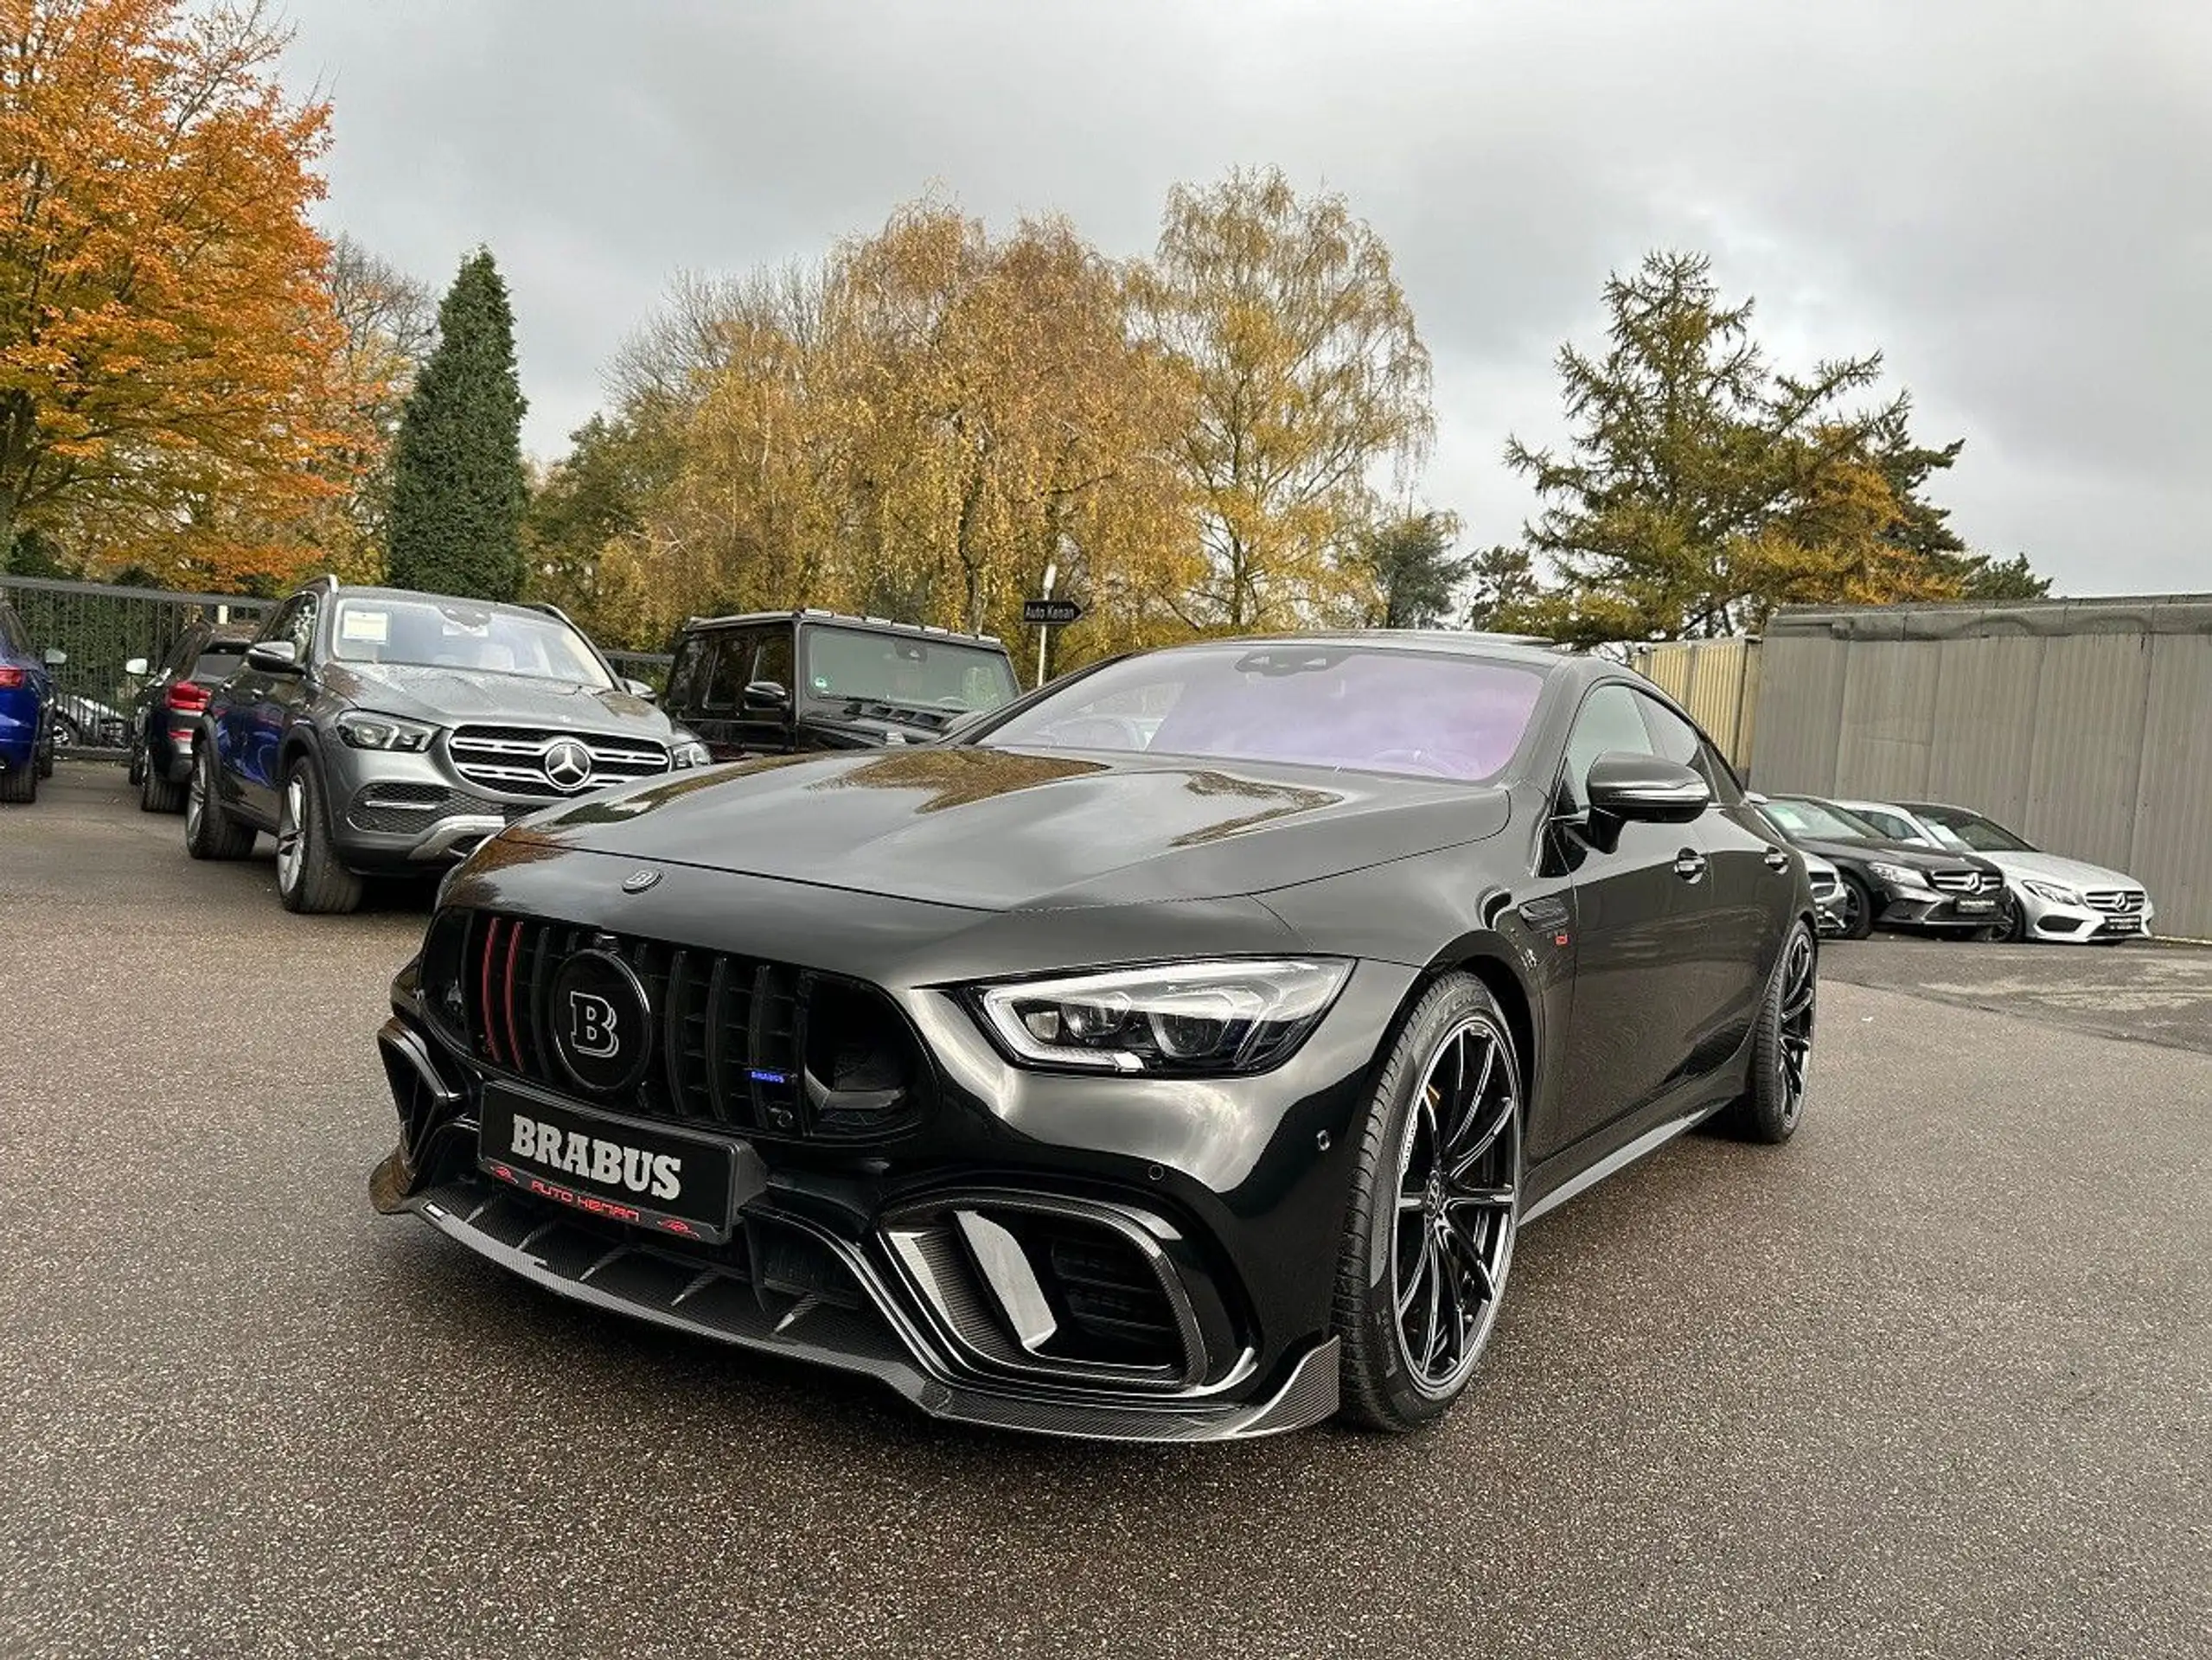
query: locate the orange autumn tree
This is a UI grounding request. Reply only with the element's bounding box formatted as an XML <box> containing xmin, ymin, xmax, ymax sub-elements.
<box><xmin>0</xmin><ymin>0</ymin><xmax>354</xmax><ymax>589</ymax></box>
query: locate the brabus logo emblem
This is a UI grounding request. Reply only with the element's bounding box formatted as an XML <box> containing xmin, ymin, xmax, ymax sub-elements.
<box><xmin>542</xmin><ymin>737</ymin><xmax>593</xmax><ymax>792</ymax></box>
<box><xmin>567</xmin><ymin>991</ymin><xmax>620</xmax><ymax>1059</ymax></box>
<box><xmin>622</xmin><ymin>869</ymin><xmax>661</xmax><ymax>893</ymax></box>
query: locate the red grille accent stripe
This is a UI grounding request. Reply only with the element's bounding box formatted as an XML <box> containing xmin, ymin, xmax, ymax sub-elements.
<box><xmin>502</xmin><ymin>916</ymin><xmax>524</xmax><ymax>1067</ymax></box>
<box><xmin>480</xmin><ymin>916</ymin><xmax>505</xmax><ymax>1066</ymax></box>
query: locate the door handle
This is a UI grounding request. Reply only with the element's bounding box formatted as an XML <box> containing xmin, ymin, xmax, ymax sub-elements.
<box><xmin>1762</xmin><ymin>846</ymin><xmax>1791</xmax><ymax>872</ymax></box>
<box><xmin>1672</xmin><ymin>850</ymin><xmax>1709</xmax><ymax>883</ymax></box>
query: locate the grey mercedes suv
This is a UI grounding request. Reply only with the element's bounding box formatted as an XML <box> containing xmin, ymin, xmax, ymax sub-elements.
<box><xmin>186</xmin><ymin>578</ymin><xmax>707</xmax><ymax>913</ymax></box>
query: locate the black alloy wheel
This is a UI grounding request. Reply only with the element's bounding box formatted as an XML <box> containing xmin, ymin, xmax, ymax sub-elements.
<box><xmin>1336</xmin><ymin>976</ymin><xmax>1522</xmax><ymax>1432</ymax></box>
<box><xmin>1836</xmin><ymin>872</ymin><xmax>1875</xmax><ymax>940</ymax></box>
<box><xmin>1727</xmin><ymin>922</ymin><xmax>1817</xmax><ymax>1142</ymax></box>
<box><xmin>184</xmin><ymin>743</ymin><xmax>255</xmax><ymax>861</ymax></box>
<box><xmin>139</xmin><ymin>743</ymin><xmax>183</xmax><ymax>813</ymax></box>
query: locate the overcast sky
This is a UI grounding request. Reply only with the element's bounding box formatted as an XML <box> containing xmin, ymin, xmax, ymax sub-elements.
<box><xmin>280</xmin><ymin>0</ymin><xmax>2210</xmax><ymax>596</ymax></box>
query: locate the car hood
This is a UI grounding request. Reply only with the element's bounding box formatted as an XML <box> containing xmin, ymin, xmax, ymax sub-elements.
<box><xmin>508</xmin><ymin>745</ymin><xmax>1511</xmax><ymax>911</ymax></box>
<box><xmin>1977</xmin><ymin>849</ymin><xmax>2138</xmax><ymax>890</ymax></box>
<box><xmin>324</xmin><ymin>661</ymin><xmax>674</xmax><ymax>736</ymax></box>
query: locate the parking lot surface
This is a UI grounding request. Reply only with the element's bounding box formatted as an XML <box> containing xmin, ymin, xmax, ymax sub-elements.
<box><xmin>3</xmin><ymin>764</ymin><xmax>2208</xmax><ymax>1659</ymax></box>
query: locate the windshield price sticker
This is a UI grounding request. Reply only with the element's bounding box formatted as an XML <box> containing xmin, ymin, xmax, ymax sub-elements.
<box><xmin>339</xmin><ymin>608</ymin><xmax>390</xmax><ymax>644</ymax></box>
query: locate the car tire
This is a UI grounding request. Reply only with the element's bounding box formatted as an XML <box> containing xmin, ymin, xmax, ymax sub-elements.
<box><xmin>0</xmin><ymin>762</ymin><xmax>35</xmax><ymax>804</ymax></box>
<box><xmin>1998</xmin><ymin>894</ymin><xmax>2028</xmax><ymax>943</ymax></box>
<box><xmin>140</xmin><ymin>757</ymin><xmax>185</xmax><ymax>814</ymax></box>
<box><xmin>127</xmin><ymin>741</ymin><xmax>145</xmax><ymax>787</ymax></box>
<box><xmin>184</xmin><ymin>743</ymin><xmax>255</xmax><ymax>861</ymax></box>
<box><xmin>1722</xmin><ymin>923</ymin><xmax>1816</xmax><ymax>1144</ymax></box>
<box><xmin>275</xmin><ymin>757</ymin><xmax>363</xmax><ymax>916</ymax></box>
<box><xmin>1836</xmin><ymin>872</ymin><xmax>1875</xmax><ymax>940</ymax></box>
<box><xmin>1333</xmin><ymin>974</ymin><xmax>1523</xmax><ymax>1433</ymax></box>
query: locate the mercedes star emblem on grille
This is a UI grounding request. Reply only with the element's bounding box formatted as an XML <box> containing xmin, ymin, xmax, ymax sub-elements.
<box><xmin>541</xmin><ymin>737</ymin><xmax>593</xmax><ymax>792</ymax></box>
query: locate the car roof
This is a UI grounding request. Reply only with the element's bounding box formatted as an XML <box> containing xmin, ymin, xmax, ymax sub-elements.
<box><xmin>1141</xmin><ymin>629</ymin><xmax>1578</xmax><ymax>674</ymax></box>
<box><xmin>682</xmin><ymin>608</ymin><xmax>1006</xmax><ymax>648</ymax></box>
<box><xmin>331</xmin><ymin>585</ymin><xmax>553</xmax><ymax>620</ymax></box>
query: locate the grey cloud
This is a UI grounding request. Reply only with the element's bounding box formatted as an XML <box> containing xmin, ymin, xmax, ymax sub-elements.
<box><xmin>283</xmin><ymin>0</ymin><xmax>2211</xmax><ymax>594</ymax></box>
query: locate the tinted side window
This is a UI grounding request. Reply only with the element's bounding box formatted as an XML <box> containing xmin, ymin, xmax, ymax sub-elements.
<box><xmin>1560</xmin><ymin>684</ymin><xmax>1658</xmax><ymax>810</ymax></box>
<box><xmin>751</xmin><ymin>629</ymin><xmax>793</xmax><ymax>694</ymax></box>
<box><xmin>664</xmin><ymin>636</ymin><xmax>708</xmax><ymax>712</ymax></box>
<box><xmin>1639</xmin><ymin>695</ymin><xmax>1743</xmax><ymax>806</ymax></box>
<box><xmin>258</xmin><ymin>598</ymin><xmax>301</xmax><ymax>649</ymax></box>
<box><xmin>704</xmin><ymin>634</ymin><xmax>752</xmax><ymax>711</ymax></box>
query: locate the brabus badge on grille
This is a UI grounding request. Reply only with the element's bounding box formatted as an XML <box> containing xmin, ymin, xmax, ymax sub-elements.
<box><xmin>622</xmin><ymin>869</ymin><xmax>662</xmax><ymax>894</ymax></box>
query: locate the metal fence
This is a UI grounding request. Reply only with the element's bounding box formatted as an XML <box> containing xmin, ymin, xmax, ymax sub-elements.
<box><xmin>0</xmin><ymin>573</ymin><xmax>273</xmax><ymax>754</ymax></box>
<box><xmin>1748</xmin><ymin>596</ymin><xmax>2212</xmax><ymax>941</ymax></box>
<box><xmin>1</xmin><ymin>573</ymin><xmax>677</xmax><ymax>755</ymax></box>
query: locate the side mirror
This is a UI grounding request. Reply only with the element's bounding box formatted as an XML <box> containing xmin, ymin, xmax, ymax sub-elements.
<box><xmin>622</xmin><ymin>677</ymin><xmax>658</xmax><ymax>703</ymax></box>
<box><xmin>124</xmin><ymin>656</ymin><xmax>150</xmax><ymax>677</ymax></box>
<box><xmin>742</xmin><ymin>680</ymin><xmax>791</xmax><ymax>714</ymax></box>
<box><xmin>42</xmin><ymin>647</ymin><xmax>67</xmax><ymax>667</ymax></box>
<box><xmin>245</xmin><ymin>640</ymin><xmax>300</xmax><ymax>674</ymax></box>
<box><xmin>1587</xmin><ymin>752</ymin><xmax>1710</xmax><ymax>824</ymax></box>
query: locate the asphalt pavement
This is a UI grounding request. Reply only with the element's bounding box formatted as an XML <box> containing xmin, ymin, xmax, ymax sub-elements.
<box><xmin>3</xmin><ymin>764</ymin><xmax>2207</xmax><ymax>1659</ymax></box>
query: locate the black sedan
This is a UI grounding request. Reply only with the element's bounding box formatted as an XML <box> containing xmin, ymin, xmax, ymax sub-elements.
<box><xmin>125</xmin><ymin>621</ymin><xmax>257</xmax><ymax>813</ymax></box>
<box><xmin>370</xmin><ymin>635</ymin><xmax>1819</xmax><ymax>1440</ymax></box>
<box><xmin>1755</xmin><ymin>795</ymin><xmax>2005</xmax><ymax>940</ymax></box>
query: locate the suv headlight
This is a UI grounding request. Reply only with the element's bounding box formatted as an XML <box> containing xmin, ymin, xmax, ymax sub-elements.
<box><xmin>669</xmin><ymin>737</ymin><xmax>711</xmax><ymax>769</ymax></box>
<box><xmin>2021</xmin><ymin>878</ymin><xmax>2084</xmax><ymax>906</ymax></box>
<box><xmin>971</xmin><ymin>959</ymin><xmax>1351</xmax><ymax>1076</ymax></box>
<box><xmin>336</xmin><ymin>710</ymin><xmax>435</xmax><ymax>752</ymax></box>
<box><xmin>1868</xmin><ymin>861</ymin><xmax>1930</xmax><ymax>890</ymax></box>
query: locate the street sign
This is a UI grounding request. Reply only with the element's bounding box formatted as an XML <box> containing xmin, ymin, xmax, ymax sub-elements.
<box><xmin>1021</xmin><ymin>597</ymin><xmax>1084</xmax><ymax>626</ymax></box>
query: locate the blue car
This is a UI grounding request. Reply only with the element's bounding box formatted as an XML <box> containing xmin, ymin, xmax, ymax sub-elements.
<box><xmin>0</xmin><ymin>599</ymin><xmax>61</xmax><ymax>804</ymax></box>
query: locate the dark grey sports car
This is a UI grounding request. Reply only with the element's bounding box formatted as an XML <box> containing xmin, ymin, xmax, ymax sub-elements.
<box><xmin>371</xmin><ymin>633</ymin><xmax>1819</xmax><ymax>1440</ymax></box>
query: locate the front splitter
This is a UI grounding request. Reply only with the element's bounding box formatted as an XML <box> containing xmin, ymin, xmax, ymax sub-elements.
<box><xmin>398</xmin><ymin>1173</ymin><xmax>1340</xmax><ymax>1443</ymax></box>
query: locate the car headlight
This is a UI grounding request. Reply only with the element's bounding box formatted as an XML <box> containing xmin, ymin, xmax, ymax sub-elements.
<box><xmin>2021</xmin><ymin>879</ymin><xmax>2084</xmax><ymax>906</ymax></box>
<box><xmin>336</xmin><ymin>710</ymin><xmax>435</xmax><ymax>752</ymax></box>
<box><xmin>1868</xmin><ymin>861</ymin><xmax>1930</xmax><ymax>890</ymax></box>
<box><xmin>971</xmin><ymin>959</ymin><xmax>1351</xmax><ymax>1076</ymax></box>
<box><xmin>668</xmin><ymin>737</ymin><xmax>711</xmax><ymax>769</ymax></box>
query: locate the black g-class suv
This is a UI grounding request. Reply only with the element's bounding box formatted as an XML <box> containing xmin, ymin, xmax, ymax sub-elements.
<box><xmin>662</xmin><ymin>610</ymin><xmax>1020</xmax><ymax>760</ymax></box>
<box><xmin>187</xmin><ymin>578</ymin><xmax>708</xmax><ymax>914</ymax></box>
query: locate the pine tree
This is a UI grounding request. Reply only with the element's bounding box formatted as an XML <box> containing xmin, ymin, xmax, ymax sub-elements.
<box><xmin>387</xmin><ymin>250</ymin><xmax>527</xmax><ymax>598</ymax></box>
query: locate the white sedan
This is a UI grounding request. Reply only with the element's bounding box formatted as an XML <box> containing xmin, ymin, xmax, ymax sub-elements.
<box><xmin>1843</xmin><ymin>799</ymin><xmax>2155</xmax><ymax>945</ymax></box>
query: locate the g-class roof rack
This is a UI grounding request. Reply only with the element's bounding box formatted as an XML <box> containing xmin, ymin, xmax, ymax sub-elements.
<box><xmin>681</xmin><ymin>608</ymin><xmax>1005</xmax><ymax>647</ymax></box>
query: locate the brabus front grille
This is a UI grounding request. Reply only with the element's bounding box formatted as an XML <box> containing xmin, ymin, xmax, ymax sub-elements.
<box><xmin>1929</xmin><ymin>869</ymin><xmax>2001</xmax><ymax>894</ymax></box>
<box><xmin>448</xmin><ymin>910</ymin><xmax>928</xmax><ymax>1142</ymax></box>
<box><xmin>447</xmin><ymin>725</ymin><xmax>668</xmax><ymax>800</ymax></box>
<box><xmin>2083</xmin><ymin>889</ymin><xmax>2146</xmax><ymax>915</ymax></box>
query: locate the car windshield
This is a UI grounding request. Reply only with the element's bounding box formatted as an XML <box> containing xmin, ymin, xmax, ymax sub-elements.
<box><xmin>1922</xmin><ymin>808</ymin><xmax>2036</xmax><ymax>853</ymax></box>
<box><xmin>975</xmin><ymin>642</ymin><xmax>1547</xmax><ymax>782</ymax></box>
<box><xmin>802</xmin><ymin>625</ymin><xmax>1018</xmax><ymax>713</ymax></box>
<box><xmin>1763</xmin><ymin>798</ymin><xmax>1883</xmax><ymax>841</ymax></box>
<box><xmin>1845</xmin><ymin>804</ymin><xmax>1932</xmax><ymax>842</ymax></box>
<box><xmin>329</xmin><ymin>597</ymin><xmax>611</xmax><ymax>688</ymax></box>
